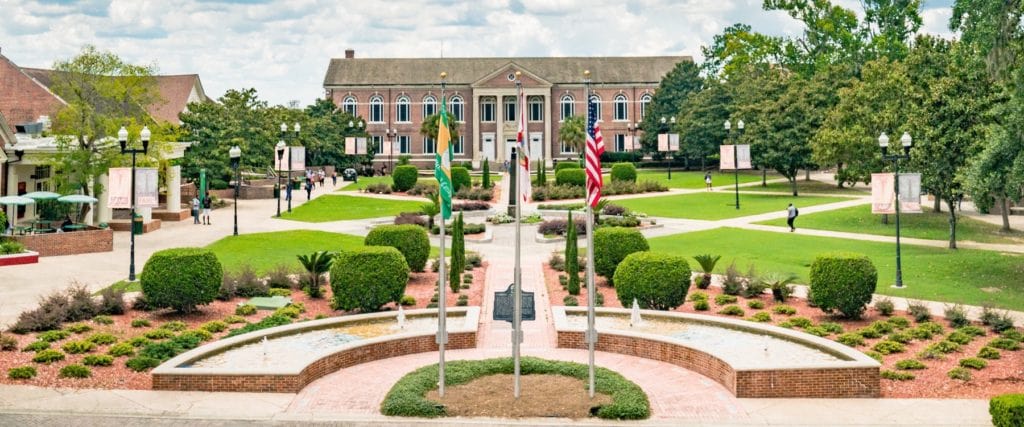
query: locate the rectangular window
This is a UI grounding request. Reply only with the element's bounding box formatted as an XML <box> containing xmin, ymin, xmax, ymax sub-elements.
<box><xmin>453</xmin><ymin>136</ymin><xmax>464</xmax><ymax>154</ymax></box>
<box><xmin>614</xmin><ymin>134</ymin><xmax>626</xmax><ymax>152</ymax></box>
<box><xmin>560</xmin><ymin>99</ymin><xmax>574</xmax><ymax>121</ymax></box>
<box><xmin>370</xmin><ymin>103</ymin><xmax>383</xmax><ymax>123</ymax></box>
<box><xmin>560</xmin><ymin>140</ymin><xmax>576</xmax><ymax>154</ymax></box>
<box><xmin>481</xmin><ymin>100</ymin><xmax>495</xmax><ymax>122</ymax></box>
<box><xmin>504</xmin><ymin>97</ymin><xmax>516</xmax><ymax>122</ymax></box>
<box><xmin>452</xmin><ymin>100</ymin><xmax>464</xmax><ymax>122</ymax></box>
<box><xmin>397</xmin><ymin>105</ymin><xmax>410</xmax><ymax>123</ymax></box>
<box><xmin>423</xmin><ymin>137</ymin><xmax>436</xmax><ymax>154</ymax></box>
<box><xmin>398</xmin><ymin>135</ymin><xmax>410</xmax><ymax>154</ymax></box>
<box><xmin>529</xmin><ymin>99</ymin><xmax>543</xmax><ymax>122</ymax></box>
<box><xmin>372</xmin><ymin>135</ymin><xmax>383</xmax><ymax>154</ymax></box>
<box><xmin>614</xmin><ymin>101</ymin><xmax>628</xmax><ymax>121</ymax></box>
<box><xmin>423</xmin><ymin>102</ymin><xmax>436</xmax><ymax>118</ymax></box>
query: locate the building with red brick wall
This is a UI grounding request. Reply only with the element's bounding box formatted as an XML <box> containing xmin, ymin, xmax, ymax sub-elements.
<box><xmin>322</xmin><ymin>50</ymin><xmax>690</xmax><ymax>168</ymax></box>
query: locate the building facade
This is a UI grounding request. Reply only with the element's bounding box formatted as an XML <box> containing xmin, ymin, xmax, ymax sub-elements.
<box><xmin>322</xmin><ymin>50</ymin><xmax>690</xmax><ymax>168</ymax></box>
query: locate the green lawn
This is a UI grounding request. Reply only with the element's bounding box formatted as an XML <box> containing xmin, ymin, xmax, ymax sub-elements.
<box><xmin>615</xmin><ymin>192</ymin><xmax>847</xmax><ymax>220</ymax></box>
<box><xmin>738</xmin><ymin>179</ymin><xmax>869</xmax><ymax>195</ymax></box>
<box><xmin>649</xmin><ymin>228</ymin><xmax>1024</xmax><ymax>310</ymax></box>
<box><xmin>205</xmin><ymin>230</ymin><xmax>367</xmax><ymax>273</ymax></box>
<box><xmin>759</xmin><ymin>204</ymin><xmax>1024</xmax><ymax>244</ymax></box>
<box><xmin>635</xmin><ymin>170</ymin><xmax>771</xmax><ymax>189</ymax></box>
<box><xmin>279</xmin><ymin>194</ymin><xmax>427</xmax><ymax>222</ymax></box>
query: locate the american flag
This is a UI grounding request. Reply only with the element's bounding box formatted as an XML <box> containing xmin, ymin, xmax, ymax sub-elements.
<box><xmin>585</xmin><ymin>97</ymin><xmax>604</xmax><ymax>208</ymax></box>
<box><xmin>517</xmin><ymin>84</ymin><xmax>531</xmax><ymax>203</ymax></box>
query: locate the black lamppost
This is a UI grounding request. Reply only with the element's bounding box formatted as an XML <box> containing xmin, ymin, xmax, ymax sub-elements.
<box><xmin>879</xmin><ymin>131</ymin><xmax>912</xmax><ymax>289</ymax></box>
<box><xmin>275</xmin><ymin>140</ymin><xmax>285</xmax><ymax>218</ymax></box>
<box><xmin>386</xmin><ymin>128</ymin><xmax>397</xmax><ymax>173</ymax></box>
<box><xmin>348</xmin><ymin>120</ymin><xmax>365</xmax><ymax>172</ymax></box>
<box><xmin>725</xmin><ymin>119</ymin><xmax>744</xmax><ymax>209</ymax></box>
<box><xmin>279</xmin><ymin>122</ymin><xmax>300</xmax><ymax>212</ymax></box>
<box><xmin>118</xmin><ymin>125</ymin><xmax>150</xmax><ymax>282</ymax></box>
<box><xmin>660</xmin><ymin>116</ymin><xmax>675</xmax><ymax>179</ymax></box>
<box><xmin>626</xmin><ymin>121</ymin><xmax>639</xmax><ymax>163</ymax></box>
<box><xmin>229</xmin><ymin>145</ymin><xmax>241</xmax><ymax>236</ymax></box>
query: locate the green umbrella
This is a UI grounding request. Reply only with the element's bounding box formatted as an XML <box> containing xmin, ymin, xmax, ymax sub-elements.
<box><xmin>57</xmin><ymin>195</ymin><xmax>99</xmax><ymax>204</ymax></box>
<box><xmin>22</xmin><ymin>191</ymin><xmax>61</xmax><ymax>200</ymax></box>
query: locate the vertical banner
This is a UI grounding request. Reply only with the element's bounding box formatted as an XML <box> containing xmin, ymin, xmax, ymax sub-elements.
<box><xmin>657</xmin><ymin>133</ymin><xmax>668</xmax><ymax>152</ymax></box>
<box><xmin>382</xmin><ymin>139</ymin><xmax>392</xmax><ymax>155</ymax></box>
<box><xmin>107</xmin><ymin>168</ymin><xmax>132</xmax><ymax>209</ymax></box>
<box><xmin>737</xmin><ymin>145</ymin><xmax>752</xmax><ymax>169</ymax></box>
<box><xmin>720</xmin><ymin>145</ymin><xmax>736</xmax><ymax>170</ymax></box>
<box><xmin>289</xmin><ymin>147</ymin><xmax>306</xmax><ymax>172</ymax></box>
<box><xmin>668</xmin><ymin>133</ymin><xmax>680</xmax><ymax>151</ymax></box>
<box><xmin>356</xmin><ymin>137</ymin><xmax>367</xmax><ymax>155</ymax></box>
<box><xmin>899</xmin><ymin>173</ymin><xmax>922</xmax><ymax>213</ymax></box>
<box><xmin>136</xmin><ymin>168</ymin><xmax>159</xmax><ymax>208</ymax></box>
<box><xmin>393</xmin><ymin>140</ymin><xmax>403</xmax><ymax>156</ymax></box>
<box><xmin>274</xmin><ymin>147</ymin><xmax>291</xmax><ymax>172</ymax></box>
<box><xmin>871</xmin><ymin>173</ymin><xmax>895</xmax><ymax>214</ymax></box>
<box><xmin>345</xmin><ymin>137</ymin><xmax>356</xmax><ymax>155</ymax></box>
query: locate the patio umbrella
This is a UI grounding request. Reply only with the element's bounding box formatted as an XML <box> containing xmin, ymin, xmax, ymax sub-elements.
<box><xmin>22</xmin><ymin>191</ymin><xmax>61</xmax><ymax>200</ymax></box>
<box><xmin>0</xmin><ymin>196</ymin><xmax>35</xmax><ymax>233</ymax></box>
<box><xmin>57</xmin><ymin>195</ymin><xmax>99</xmax><ymax>204</ymax></box>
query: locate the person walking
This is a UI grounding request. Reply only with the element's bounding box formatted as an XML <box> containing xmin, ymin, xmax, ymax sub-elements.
<box><xmin>331</xmin><ymin>170</ymin><xmax>337</xmax><ymax>186</ymax></box>
<box><xmin>202</xmin><ymin>196</ymin><xmax>212</xmax><ymax>225</ymax></box>
<box><xmin>191</xmin><ymin>196</ymin><xmax>200</xmax><ymax>225</ymax></box>
<box><xmin>318</xmin><ymin>169</ymin><xmax>325</xmax><ymax>187</ymax></box>
<box><xmin>787</xmin><ymin>203</ymin><xmax>798</xmax><ymax>232</ymax></box>
<box><xmin>305</xmin><ymin>178</ymin><xmax>313</xmax><ymax>200</ymax></box>
<box><xmin>704</xmin><ymin>172</ymin><xmax>712</xmax><ymax>191</ymax></box>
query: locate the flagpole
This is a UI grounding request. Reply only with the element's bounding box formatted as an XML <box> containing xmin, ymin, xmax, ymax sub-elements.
<box><xmin>512</xmin><ymin>73</ymin><xmax>523</xmax><ymax>399</ymax></box>
<box><xmin>583</xmin><ymin>69</ymin><xmax>597</xmax><ymax>399</ymax></box>
<box><xmin>437</xmin><ymin>71</ymin><xmax>449</xmax><ymax>398</ymax></box>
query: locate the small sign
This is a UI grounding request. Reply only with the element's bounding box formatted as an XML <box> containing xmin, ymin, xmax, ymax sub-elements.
<box><xmin>289</xmin><ymin>147</ymin><xmax>306</xmax><ymax>171</ymax></box>
<box><xmin>493</xmin><ymin>283</ymin><xmax>535</xmax><ymax>322</ymax></box>
<box><xmin>356</xmin><ymin>137</ymin><xmax>367</xmax><ymax>155</ymax></box>
<box><xmin>657</xmin><ymin>133</ymin><xmax>668</xmax><ymax>152</ymax></box>
<box><xmin>668</xmin><ymin>133</ymin><xmax>680</xmax><ymax>151</ymax></box>
<box><xmin>345</xmin><ymin>137</ymin><xmax>356</xmax><ymax>155</ymax></box>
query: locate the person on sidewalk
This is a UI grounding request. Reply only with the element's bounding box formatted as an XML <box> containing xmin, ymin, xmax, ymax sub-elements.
<box><xmin>787</xmin><ymin>203</ymin><xmax>799</xmax><ymax>232</ymax></box>
<box><xmin>331</xmin><ymin>170</ymin><xmax>337</xmax><ymax>186</ymax></box>
<box><xmin>202</xmin><ymin>196</ymin><xmax>212</xmax><ymax>225</ymax></box>
<box><xmin>191</xmin><ymin>196</ymin><xmax>200</xmax><ymax>225</ymax></box>
<box><xmin>704</xmin><ymin>172</ymin><xmax>712</xmax><ymax>191</ymax></box>
<box><xmin>305</xmin><ymin>178</ymin><xmax>313</xmax><ymax>200</ymax></box>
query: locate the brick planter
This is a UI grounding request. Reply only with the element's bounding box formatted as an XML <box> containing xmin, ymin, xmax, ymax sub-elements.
<box><xmin>0</xmin><ymin>250</ymin><xmax>39</xmax><ymax>266</ymax></box>
<box><xmin>12</xmin><ymin>228</ymin><xmax>113</xmax><ymax>256</ymax></box>
<box><xmin>108</xmin><ymin>219</ymin><xmax>161</xmax><ymax>234</ymax></box>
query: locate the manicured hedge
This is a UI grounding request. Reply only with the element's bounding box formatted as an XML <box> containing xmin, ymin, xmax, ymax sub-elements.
<box><xmin>554</xmin><ymin>162</ymin><xmax>581</xmax><ymax>172</ymax></box>
<box><xmin>380</xmin><ymin>357</ymin><xmax>649</xmax><ymax>420</ymax></box>
<box><xmin>594</xmin><ymin>227</ymin><xmax>649</xmax><ymax>284</ymax></box>
<box><xmin>613</xmin><ymin>252</ymin><xmax>689</xmax><ymax>310</ymax></box>
<box><xmin>451</xmin><ymin>167</ymin><xmax>471</xmax><ymax>192</ymax></box>
<box><xmin>392</xmin><ymin>165</ymin><xmax>419</xmax><ymax>192</ymax></box>
<box><xmin>809</xmin><ymin>252</ymin><xmax>877</xmax><ymax>319</ymax></box>
<box><xmin>365</xmin><ymin>224</ymin><xmax>430</xmax><ymax>272</ymax></box>
<box><xmin>331</xmin><ymin>246</ymin><xmax>410</xmax><ymax>312</ymax></box>
<box><xmin>991</xmin><ymin>393</ymin><xmax>1024</xmax><ymax>427</ymax></box>
<box><xmin>140</xmin><ymin>248</ymin><xmax>223</xmax><ymax>314</ymax></box>
<box><xmin>610</xmin><ymin>163</ymin><xmax>637</xmax><ymax>183</ymax></box>
<box><xmin>555</xmin><ymin>169</ymin><xmax>586</xmax><ymax>187</ymax></box>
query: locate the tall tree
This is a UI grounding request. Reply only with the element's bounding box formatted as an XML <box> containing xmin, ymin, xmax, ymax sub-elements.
<box><xmin>674</xmin><ymin>78</ymin><xmax>731</xmax><ymax>171</ymax></box>
<box><xmin>763</xmin><ymin>0</ymin><xmax>867</xmax><ymax>77</ymax></box>
<box><xmin>638</xmin><ymin>61</ymin><xmax>703</xmax><ymax>152</ymax></box>
<box><xmin>863</xmin><ymin>0</ymin><xmax>923</xmax><ymax>61</ymax></box>
<box><xmin>558</xmin><ymin>116</ymin><xmax>585</xmax><ymax>161</ymax></box>
<box><xmin>700</xmin><ymin>23</ymin><xmax>785</xmax><ymax>78</ymax></box>
<box><xmin>180</xmin><ymin>88</ymin><xmax>276</xmax><ymax>184</ymax></box>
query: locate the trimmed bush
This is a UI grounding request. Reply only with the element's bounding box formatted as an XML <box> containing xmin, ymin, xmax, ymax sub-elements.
<box><xmin>613</xmin><ymin>252</ymin><xmax>690</xmax><ymax>310</ymax></box>
<box><xmin>92</xmin><ymin>315</ymin><xmax>114</xmax><ymax>325</ymax></box>
<box><xmin>749</xmin><ymin>311</ymin><xmax>772</xmax><ymax>322</ymax></box>
<box><xmin>989</xmin><ymin>338</ymin><xmax>1021</xmax><ymax>351</ymax></box>
<box><xmin>887</xmin><ymin>331</ymin><xmax>912</xmax><ymax>344</ymax></box>
<box><xmin>225</xmin><ymin>314</ymin><xmax>293</xmax><ymax>338</ymax></box>
<box><xmin>200</xmin><ymin>321</ymin><xmax>228</xmax><ymax>333</ymax></box>
<box><xmin>693</xmin><ymin>300</ymin><xmax>710</xmax><ymax>311</ymax></box>
<box><xmin>747</xmin><ymin>300</ymin><xmax>765</xmax><ymax>309</ymax></box>
<box><xmin>235</xmin><ymin>304</ymin><xmax>257</xmax><ymax>316</ymax></box>
<box><xmin>978</xmin><ymin>346</ymin><xmax>1001</xmax><ymax>360</ymax></box>
<box><xmin>990</xmin><ymin>393</ymin><xmax>1024</xmax><ymax>427</ymax></box>
<box><xmin>83</xmin><ymin>354</ymin><xmax>114</xmax><ymax>366</ymax></box>
<box><xmin>131</xmin><ymin>319</ymin><xmax>151</xmax><ymax>328</ymax></box>
<box><xmin>554</xmin><ymin>162</ymin><xmax>581</xmax><ymax>172</ymax></box>
<box><xmin>1002</xmin><ymin>329</ymin><xmax>1024</xmax><ymax>342</ymax></box>
<box><xmin>22</xmin><ymin>340</ymin><xmax>50</xmax><ymax>352</ymax></box>
<box><xmin>718</xmin><ymin>305</ymin><xmax>745</xmax><ymax>316</ymax></box>
<box><xmin>86</xmin><ymin>333</ymin><xmax>117</xmax><ymax>345</ymax></box>
<box><xmin>610</xmin><ymin>163</ymin><xmax>637</xmax><ymax>183</ymax></box>
<box><xmin>947</xmin><ymin>331</ymin><xmax>973</xmax><ymax>345</ymax></box>
<box><xmin>143</xmin><ymin>328</ymin><xmax>175</xmax><ymax>340</ymax></box>
<box><xmin>836</xmin><ymin>333</ymin><xmax>864</xmax><ymax>347</ymax></box>
<box><xmin>223</xmin><ymin>315</ymin><xmax>245</xmax><ymax>324</ymax></box>
<box><xmin>808</xmin><ymin>252</ymin><xmax>877</xmax><ymax>319</ymax></box>
<box><xmin>65</xmin><ymin>323</ymin><xmax>92</xmax><ymax>334</ymax></box>
<box><xmin>555</xmin><ymin>169</ymin><xmax>586</xmax><ymax>187</ymax></box>
<box><xmin>820</xmin><ymin>322</ymin><xmax>844</xmax><ymax>334</ymax></box>
<box><xmin>565</xmin><ymin>212</ymin><xmax>581</xmax><ymax>296</ymax></box>
<box><xmin>788</xmin><ymin>317</ymin><xmax>813</xmax><ymax>328</ymax></box>
<box><xmin>872</xmin><ymin>340</ymin><xmax>905</xmax><ymax>355</ymax></box>
<box><xmin>593</xmin><ymin>227</ymin><xmax>649</xmax><ymax>283</ymax></box>
<box><xmin>948</xmin><ymin>367</ymin><xmax>972</xmax><ymax>381</ymax></box>
<box><xmin>365</xmin><ymin>224</ymin><xmax>430</xmax><ymax>272</ymax></box>
<box><xmin>8</xmin><ymin>366</ymin><xmax>36</xmax><ymax>380</ymax></box>
<box><xmin>180</xmin><ymin>329</ymin><xmax>213</xmax><ymax>342</ymax></box>
<box><xmin>125</xmin><ymin>356</ymin><xmax>161</xmax><ymax>372</ymax></box>
<box><xmin>331</xmin><ymin>246</ymin><xmax>410</xmax><ymax>312</ymax></box>
<box><xmin>856</xmin><ymin>327</ymin><xmax>883</xmax><ymax>339</ymax></box>
<box><xmin>140</xmin><ymin>247</ymin><xmax>223</xmax><ymax>313</ymax></box>
<box><xmin>127</xmin><ymin>337</ymin><xmax>151</xmax><ymax>347</ymax></box>
<box><xmin>874</xmin><ymin>297</ymin><xmax>895</xmax><ymax>316</ymax></box>
<box><xmin>58</xmin><ymin>364</ymin><xmax>91</xmax><ymax>378</ymax></box>
<box><xmin>62</xmin><ymin>340</ymin><xmax>95</xmax><ymax>354</ymax></box>
<box><xmin>880</xmin><ymin>370</ymin><xmax>915</xmax><ymax>381</ymax></box>
<box><xmin>38</xmin><ymin>330</ymin><xmax>71</xmax><ymax>342</ymax></box>
<box><xmin>32</xmin><ymin>349</ymin><xmax>65</xmax><ymax>364</ymax></box>
<box><xmin>887</xmin><ymin>316</ymin><xmax>911</xmax><ymax>330</ymax></box>
<box><xmin>108</xmin><ymin>342</ymin><xmax>135</xmax><ymax>357</ymax></box>
<box><xmin>895</xmin><ymin>359</ymin><xmax>926</xmax><ymax>370</ymax></box>
<box><xmin>960</xmin><ymin>357</ymin><xmax>987</xmax><ymax>370</ymax></box>
<box><xmin>772</xmin><ymin>305</ymin><xmax>797</xmax><ymax>315</ymax></box>
<box><xmin>391</xmin><ymin>165</ymin><xmax>419</xmax><ymax>192</ymax></box>
<box><xmin>908</xmin><ymin>302</ymin><xmax>931</xmax><ymax>322</ymax></box>
<box><xmin>714</xmin><ymin>294</ymin><xmax>738</xmax><ymax>305</ymax></box>
<box><xmin>451</xmin><ymin>166</ymin><xmax>471</xmax><ymax>192</ymax></box>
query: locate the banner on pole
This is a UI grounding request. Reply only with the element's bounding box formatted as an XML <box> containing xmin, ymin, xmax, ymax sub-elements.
<box><xmin>737</xmin><ymin>144</ymin><xmax>752</xmax><ymax>169</ymax></box>
<box><xmin>107</xmin><ymin>168</ymin><xmax>132</xmax><ymax>209</ymax></box>
<box><xmin>356</xmin><ymin>137</ymin><xmax>367</xmax><ymax>155</ymax></box>
<box><xmin>289</xmin><ymin>147</ymin><xmax>306</xmax><ymax>172</ymax></box>
<box><xmin>135</xmin><ymin>168</ymin><xmax>159</xmax><ymax>208</ymax></box>
<box><xmin>345</xmin><ymin>137</ymin><xmax>356</xmax><ymax>155</ymax></box>
<box><xmin>899</xmin><ymin>173</ymin><xmax>922</xmax><ymax>213</ymax></box>
<box><xmin>719</xmin><ymin>145</ymin><xmax>735</xmax><ymax>170</ymax></box>
<box><xmin>393</xmin><ymin>140</ymin><xmax>402</xmax><ymax>156</ymax></box>
<box><xmin>871</xmin><ymin>173</ymin><xmax>896</xmax><ymax>214</ymax></box>
<box><xmin>273</xmin><ymin>148</ymin><xmax>290</xmax><ymax>172</ymax></box>
<box><xmin>668</xmin><ymin>133</ymin><xmax>680</xmax><ymax>151</ymax></box>
<box><xmin>657</xmin><ymin>133</ymin><xmax>668</xmax><ymax>152</ymax></box>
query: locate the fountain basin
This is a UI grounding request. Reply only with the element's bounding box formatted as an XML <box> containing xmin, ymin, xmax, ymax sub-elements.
<box><xmin>152</xmin><ymin>307</ymin><xmax>480</xmax><ymax>393</ymax></box>
<box><xmin>553</xmin><ymin>307</ymin><xmax>879</xmax><ymax>398</ymax></box>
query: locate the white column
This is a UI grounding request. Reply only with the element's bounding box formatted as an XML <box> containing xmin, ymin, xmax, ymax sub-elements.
<box><xmin>543</xmin><ymin>92</ymin><xmax>553</xmax><ymax>168</ymax></box>
<box><xmin>96</xmin><ymin>173</ymin><xmax>112</xmax><ymax>224</ymax></box>
<box><xmin>4</xmin><ymin>164</ymin><xmax>16</xmax><ymax>231</ymax></box>
<box><xmin>166</xmin><ymin>165</ymin><xmax>182</xmax><ymax>213</ymax></box>
<box><xmin>472</xmin><ymin>93</ymin><xmax>481</xmax><ymax>167</ymax></box>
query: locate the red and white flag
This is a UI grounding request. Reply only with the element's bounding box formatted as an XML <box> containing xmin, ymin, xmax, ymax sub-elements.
<box><xmin>585</xmin><ymin>97</ymin><xmax>605</xmax><ymax>208</ymax></box>
<box><xmin>517</xmin><ymin>84</ymin><xmax>531</xmax><ymax>203</ymax></box>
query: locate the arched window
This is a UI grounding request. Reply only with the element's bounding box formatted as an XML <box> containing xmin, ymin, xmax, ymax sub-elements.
<box><xmin>614</xmin><ymin>94</ymin><xmax>628</xmax><ymax>121</ymax></box>
<box><xmin>639</xmin><ymin>94</ymin><xmax>652</xmax><ymax>120</ymax></box>
<box><xmin>369</xmin><ymin>95</ymin><xmax>383</xmax><ymax>123</ymax></box>
<box><xmin>396</xmin><ymin>96</ymin><xmax>411</xmax><ymax>123</ymax></box>
<box><xmin>589</xmin><ymin>95</ymin><xmax>602</xmax><ymax>122</ymax></box>
<box><xmin>481</xmin><ymin>96</ymin><xmax>496</xmax><ymax>122</ymax></box>
<box><xmin>422</xmin><ymin>95</ymin><xmax>437</xmax><ymax>118</ymax></box>
<box><xmin>528</xmin><ymin>96</ymin><xmax>543</xmax><ymax>122</ymax></box>
<box><xmin>342</xmin><ymin>96</ymin><xmax>357</xmax><ymax>116</ymax></box>
<box><xmin>503</xmin><ymin>96</ymin><xmax>517</xmax><ymax>122</ymax></box>
<box><xmin>450</xmin><ymin>96</ymin><xmax>464</xmax><ymax>122</ymax></box>
<box><xmin>560</xmin><ymin>94</ymin><xmax>574</xmax><ymax>121</ymax></box>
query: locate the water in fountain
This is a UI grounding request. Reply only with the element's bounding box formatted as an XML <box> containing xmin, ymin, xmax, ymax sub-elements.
<box><xmin>630</xmin><ymin>299</ymin><xmax>642</xmax><ymax>327</ymax></box>
<box><xmin>397</xmin><ymin>305</ymin><xmax>406</xmax><ymax>329</ymax></box>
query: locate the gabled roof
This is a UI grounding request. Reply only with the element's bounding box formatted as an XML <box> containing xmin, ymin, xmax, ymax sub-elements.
<box><xmin>324</xmin><ymin>56</ymin><xmax>692</xmax><ymax>87</ymax></box>
<box><xmin>0</xmin><ymin>55</ymin><xmax>66</xmax><ymax>125</ymax></box>
<box><xmin>470</xmin><ymin>61</ymin><xmax>553</xmax><ymax>88</ymax></box>
<box><xmin>0</xmin><ymin>112</ymin><xmax>13</xmax><ymax>160</ymax></box>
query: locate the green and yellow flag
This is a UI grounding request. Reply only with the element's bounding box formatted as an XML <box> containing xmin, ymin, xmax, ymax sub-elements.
<box><xmin>435</xmin><ymin>96</ymin><xmax>453</xmax><ymax>220</ymax></box>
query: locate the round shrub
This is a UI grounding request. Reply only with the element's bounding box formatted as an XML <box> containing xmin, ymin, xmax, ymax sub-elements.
<box><xmin>594</xmin><ymin>227</ymin><xmax>649</xmax><ymax>283</ymax></box>
<box><xmin>960</xmin><ymin>357</ymin><xmax>987</xmax><ymax>370</ymax></box>
<box><xmin>809</xmin><ymin>252</ymin><xmax>877</xmax><ymax>319</ymax></box>
<box><xmin>200</xmin><ymin>321</ymin><xmax>228</xmax><ymax>333</ymax></box>
<box><xmin>391</xmin><ymin>165</ymin><xmax>419</xmax><ymax>192</ymax></box>
<box><xmin>32</xmin><ymin>349</ymin><xmax>65</xmax><ymax>364</ymax></box>
<box><xmin>140</xmin><ymin>247</ymin><xmax>223</xmax><ymax>313</ymax></box>
<box><xmin>86</xmin><ymin>333</ymin><xmax>117</xmax><ymax>345</ymax></box>
<box><xmin>125</xmin><ymin>356</ymin><xmax>161</xmax><ymax>372</ymax></box>
<box><xmin>331</xmin><ymin>246</ymin><xmax>410</xmax><ymax>313</ymax></box>
<box><xmin>990</xmin><ymin>393</ymin><xmax>1024</xmax><ymax>427</ymax></box>
<box><xmin>693</xmin><ymin>299</ymin><xmax>710</xmax><ymax>311</ymax></box>
<box><xmin>8</xmin><ymin>366</ymin><xmax>36</xmax><ymax>380</ymax></box>
<box><xmin>554</xmin><ymin>161</ymin><xmax>581</xmax><ymax>172</ymax></box>
<box><xmin>451</xmin><ymin>166</ymin><xmax>471</xmax><ymax>192</ymax></box>
<box><xmin>108</xmin><ymin>342</ymin><xmax>135</xmax><ymax>357</ymax></box>
<box><xmin>610</xmin><ymin>163</ymin><xmax>637</xmax><ymax>183</ymax></box>
<box><xmin>978</xmin><ymin>346</ymin><xmax>1001</xmax><ymax>360</ymax></box>
<box><xmin>62</xmin><ymin>340</ymin><xmax>95</xmax><ymax>354</ymax></box>
<box><xmin>613</xmin><ymin>252</ymin><xmax>690</xmax><ymax>310</ymax></box>
<box><xmin>83</xmin><ymin>354</ymin><xmax>114</xmax><ymax>366</ymax></box>
<box><xmin>555</xmin><ymin>169</ymin><xmax>586</xmax><ymax>187</ymax></box>
<box><xmin>365</xmin><ymin>224</ymin><xmax>430</xmax><ymax>272</ymax></box>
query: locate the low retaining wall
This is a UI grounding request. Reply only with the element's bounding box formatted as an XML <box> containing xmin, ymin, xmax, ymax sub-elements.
<box><xmin>12</xmin><ymin>228</ymin><xmax>113</xmax><ymax>256</ymax></box>
<box><xmin>0</xmin><ymin>251</ymin><xmax>39</xmax><ymax>266</ymax></box>
<box><xmin>553</xmin><ymin>307</ymin><xmax>879</xmax><ymax>398</ymax></box>
<box><xmin>153</xmin><ymin>307</ymin><xmax>480</xmax><ymax>393</ymax></box>
<box><xmin>108</xmin><ymin>219</ymin><xmax>161</xmax><ymax>234</ymax></box>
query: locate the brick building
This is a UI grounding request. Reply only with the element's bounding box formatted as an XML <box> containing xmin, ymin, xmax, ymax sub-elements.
<box><xmin>322</xmin><ymin>50</ymin><xmax>690</xmax><ymax>168</ymax></box>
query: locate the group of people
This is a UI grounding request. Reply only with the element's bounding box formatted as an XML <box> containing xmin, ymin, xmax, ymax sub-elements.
<box><xmin>190</xmin><ymin>195</ymin><xmax>212</xmax><ymax>225</ymax></box>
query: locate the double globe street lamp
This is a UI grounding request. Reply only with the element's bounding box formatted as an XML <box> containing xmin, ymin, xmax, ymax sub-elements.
<box><xmin>229</xmin><ymin>146</ymin><xmax>241</xmax><ymax>236</ymax></box>
<box><xmin>118</xmin><ymin>125</ymin><xmax>150</xmax><ymax>282</ymax></box>
<box><xmin>660</xmin><ymin>116</ymin><xmax>676</xmax><ymax>179</ymax></box>
<box><xmin>277</xmin><ymin>123</ymin><xmax>300</xmax><ymax>216</ymax></box>
<box><xmin>879</xmin><ymin>131</ymin><xmax>912</xmax><ymax>289</ymax></box>
<box><xmin>724</xmin><ymin>119</ymin><xmax>744</xmax><ymax>209</ymax></box>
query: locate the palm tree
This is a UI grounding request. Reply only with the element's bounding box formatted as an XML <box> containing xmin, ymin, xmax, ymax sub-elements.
<box><xmin>558</xmin><ymin>116</ymin><xmax>586</xmax><ymax>164</ymax></box>
<box><xmin>760</xmin><ymin>272</ymin><xmax>799</xmax><ymax>302</ymax></box>
<box><xmin>692</xmin><ymin>254</ymin><xmax>721</xmax><ymax>289</ymax></box>
<box><xmin>420</xmin><ymin>192</ymin><xmax>440</xmax><ymax>230</ymax></box>
<box><xmin>296</xmin><ymin>251</ymin><xmax>336</xmax><ymax>299</ymax></box>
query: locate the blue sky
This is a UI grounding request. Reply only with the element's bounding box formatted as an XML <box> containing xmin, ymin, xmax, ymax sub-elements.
<box><xmin>0</xmin><ymin>0</ymin><xmax>957</xmax><ymax>106</ymax></box>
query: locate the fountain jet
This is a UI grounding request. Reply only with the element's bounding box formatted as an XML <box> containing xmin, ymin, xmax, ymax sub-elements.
<box><xmin>397</xmin><ymin>305</ymin><xmax>406</xmax><ymax>329</ymax></box>
<box><xmin>630</xmin><ymin>299</ymin><xmax>642</xmax><ymax>327</ymax></box>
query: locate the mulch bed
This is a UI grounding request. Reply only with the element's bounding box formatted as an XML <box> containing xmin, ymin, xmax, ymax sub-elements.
<box><xmin>542</xmin><ymin>262</ymin><xmax>1024</xmax><ymax>399</ymax></box>
<box><xmin>425</xmin><ymin>374</ymin><xmax>612</xmax><ymax>418</ymax></box>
